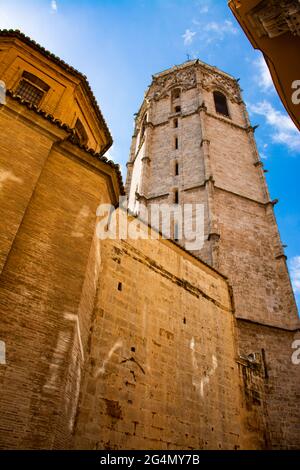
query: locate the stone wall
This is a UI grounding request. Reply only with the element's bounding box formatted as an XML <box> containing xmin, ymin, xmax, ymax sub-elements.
<box><xmin>237</xmin><ymin>320</ymin><xmax>300</xmax><ymax>449</ymax></box>
<box><xmin>0</xmin><ymin>96</ymin><xmax>119</xmax><ymax>449</ymax></box>
<box><xmin>73</xmin><ymin>230</ymin><xmax>247</xmax><ymax>450</ymax></box>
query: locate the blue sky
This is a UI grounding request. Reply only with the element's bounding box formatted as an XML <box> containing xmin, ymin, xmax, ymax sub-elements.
<box><xmin>0</xmin><ymin>0</ymin><xmax>299</xmax><ymax>308</ymax></box>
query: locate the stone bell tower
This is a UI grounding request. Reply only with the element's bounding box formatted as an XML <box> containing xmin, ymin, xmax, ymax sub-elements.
<box><xmin>126</xmin><ymin>60</ymin><xmax>300</xmax><ymax>449</ymax></box>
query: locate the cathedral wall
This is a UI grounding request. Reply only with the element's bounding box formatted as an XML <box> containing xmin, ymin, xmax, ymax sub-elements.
<box><xmin>202</xmin><ymin>88</ymin><xmax>246</xmax><ymax>128</ymax></box>
<box><xmin>73</xmin><ymin>232</ymin><xmax>246</xmax><ymax>450</ymax></box>
<box><xmin>205</xmin><ymin>114</ymin><xmax>266</xmax><ymax>202</ymax></box>
<box><xmin>237</xmin><ymin>320</ymin><xmax>300</xmax><ymax>449</ymax></box>
<box><xmin>0</xmin><ymin>101</ymin><xmax>118</xmax><ymax>449</ymax></box>
<box><xmin>0</xmin><ymin>100</ymin><xmax>61</xmax><ymax>274</ymax></box>
<box><xmin>215</xmin><ymin>188</ymin><xmax>299</xmax><ymax>329</ymax></box>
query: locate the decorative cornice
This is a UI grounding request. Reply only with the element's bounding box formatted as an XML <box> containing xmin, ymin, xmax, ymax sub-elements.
<box><xmin>136</xmin><ymin>191</ymin><xmax>169</xmax><ymax>202</ymax></box>
<box><xmin>200</xmin><ymin>70</ymin><xmax>242</xmax><ymax>103</ymax></box>
<box><xmin>236</xmin><ymin>316</ymin><xmax>300</xmax><ymax>333</ymax></box>
<box><xmin>152</xmin><ymin>66</ymin><xmax>197</xmax><ymax>101</ymax></box>
<box><xmin>5</xmin><ymin>89</ymin><xmax>124</xmax><ymax>194</ymax></box>
<box><xmin>247</xmin><ymin>0</ymin><xmax>300</xmax><ymax>39</ymax></box>
<box><xmin>205</xmin><ymin>110</ymin><xmax>248</xmax><ymax>131</ymax></box>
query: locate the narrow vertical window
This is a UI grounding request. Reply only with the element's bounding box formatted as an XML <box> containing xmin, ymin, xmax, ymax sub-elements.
<box><xmin>173</xmin><ymin>118</ymin><xmax>178</xmax><ymax>128</ymax></box>
<box><xmin>174</xmin><ymin>189</ymin><xmax>179</xmax><ymax>204</ymax></box>
<box><xmin>174</xmin><ymin>222</ymin><xmax>179</xmax><ymax>241</ymax></box>
<box><xmin>175</xmin><ymin>162</ymin><xmax>179</xmax><ymax>176</ymax></box>
<box><xmin>175</xmin><ymin>137</ymin><xmax>178</xmax><ymax>150</ymax></box>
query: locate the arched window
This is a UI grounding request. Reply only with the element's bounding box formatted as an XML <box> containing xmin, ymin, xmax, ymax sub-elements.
<box><xmin>16</xmin><ymin>71</ymin><xmax>50</xmax><ymax>106</ymax></box>
<box><xmin>75</xmin><ymin>118</ymin><xmax>88</xmax><ymax>145</ymax></box>
<box><xmin>171</xmin><ymin>88</ymin><xmax>181</xmax><ymax>113</ymax></box>
<box><xmin>213</xmin><ymin>91</ymin><xmax>230</xmax><ymax>117</ymax></box>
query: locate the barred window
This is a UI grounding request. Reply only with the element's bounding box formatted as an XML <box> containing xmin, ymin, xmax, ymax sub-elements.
<box><xmin>15</xmin><ymin>71</ymin><xmax>49</xmax><ymax>107</ymax></box>
<box><xmin>16</xmin><ymin>80</ymin><xmax>44</xmax><ymax>106</ymax></box>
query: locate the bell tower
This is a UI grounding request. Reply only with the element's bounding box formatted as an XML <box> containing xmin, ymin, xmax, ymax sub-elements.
<box><xmin>126</xmin><ymin>59</ymin><xmax>300</xmax><ymax>449</ymax></box>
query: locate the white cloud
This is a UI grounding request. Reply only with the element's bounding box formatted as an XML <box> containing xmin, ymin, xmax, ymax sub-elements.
<box><xmin>290</xmin><ymin>256</ymin><xmax>300</xmax><ymax>295</ymax></box>
<box><xmin>254</xmin><ymin>56</ymin><xmax>274</xmax><ymax>92</ymax></box>
<box><xmin>248</xmin><ymin>100</ymin><xmax>300</xmax><ymax>153</ymax></box>
<box><xmin>199</xmin><ymin>5</ymin><xmax>209</xmax><ymax>14</ymax></box>
<box><xmin>196</xmin><ymin>0</ymin><xmax>210</xmax><ymax>14</ymax></box>
<box><xmin>204</xmin><ymin>20</ymin><xmax>239</xmax><ymax>38</ymax></box>
<box><xmin>51</xmin><ymin>0</ymin><xmax>57</xmax><ymax>12</ymax></box>
<box><xmin>182</xmin><ymin>29</ymin><xmax>196</xmax><ymax>46</ymax></box>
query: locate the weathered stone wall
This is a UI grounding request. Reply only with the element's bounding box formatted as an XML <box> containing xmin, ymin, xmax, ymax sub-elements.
<box><xmin>73</xmin><ymin>232</ymin><xmax>246</xmax><ymax>450</ymax></box>
<box><xmin>126</xmin><ymin>60</ymin><xmax>300</xmax><ymax>449</ymax></box>
<box><xmin>237</xmin><ymin>320</ymin><xmax>300</xmax><ymax>449</ymax></box>
<box><xmin>0</xmin><ymin>96</ymin><xmax>119</xmax><ymax>449</ymax></box>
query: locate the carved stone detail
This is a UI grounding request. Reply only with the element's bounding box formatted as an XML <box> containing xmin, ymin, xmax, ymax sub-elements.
<box><xmin>201</xmin><ymin>71</ymin><xmax>241</xmax><ymax>103</ymax></box>
<box><xmin>247</xmin><ymin>0</ymin><xmax>300</xmax><ymax>39</ymax></box>
<box><xmin>152</xmin><ymin>67</ymin><xmax>197</xmax><ymax>100</ymax></box>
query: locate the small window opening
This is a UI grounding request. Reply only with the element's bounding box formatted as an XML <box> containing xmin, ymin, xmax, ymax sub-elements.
<box><xmin>174</xmin><ymin>105</ymin><xmax>181</xmax><ymax>113</ymax></box>
<box><xmin>213</xmin><ymin>91</ymin><xmax>230</xmax><ymax>117</ymax></box>
<box><xmin>174</xmin><ymin>190</ymin><xmax>179</xmax><ymax>204</ymax></box>
<box><xmin>174</xmin><ymin>221</ymin><xmax>179</xmax><ymax>241</ymax></box>
<box><xmin>175</xmin><ymin>137</ymin><xmax>178</xmax><ymax>150</ymax></box>
<box><xmin>75</xmin><ymin>118</ymin><xmax>88</xmax><ymax>146</ymax></box>
<box><xmin>172</xmin><ymin>88</ymin><xmax>181</xmax><ymax>100</ymax></box>
<box><xmin>16</xmin><ymin>71</ymin><xmax>49</xmax><ymax>107</ymax></box>
<box><xmin>118</xmin><ymin>282</ymin><xmax>122</xmax><ymax>291</ymax></box>
<box><xmin>173</xmin><ymin>118</ymin><xmax>178</xmax><ymax>128</ymax></box>
<box><xmin>175</xmin><ymin>162</ymin><xmax>179</xmax><ymax>176</ymax></box>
